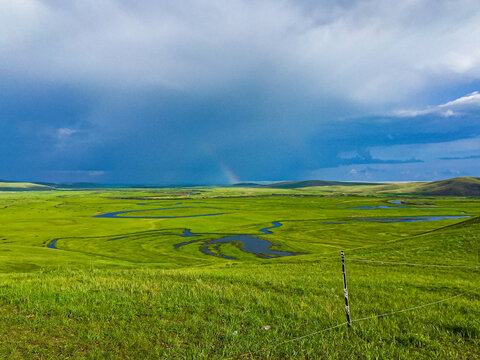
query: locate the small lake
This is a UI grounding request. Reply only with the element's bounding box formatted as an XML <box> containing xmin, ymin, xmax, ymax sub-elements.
<box><xmin>387</xmin><ymin>200</ymin><xmax>434</xmax><ymax>205</ymax></box>
<box><xmin>180</xmin><ymin>229</ymin><xmax>197</xmax><ymax>237</ymax></box>
<box><xmin>200</xmin><ymin>234</ymin><xmax>302</xmax><ymax>259</ymax></box>
<box><xmin>47</xmin><ymin>238</ymin><xmax>59</xmax><ymax>249</ymax></box>
<box><xmin>175</xmin><ymin>221</ymin><xmax>305</xmax><ymax>260</ymax></box>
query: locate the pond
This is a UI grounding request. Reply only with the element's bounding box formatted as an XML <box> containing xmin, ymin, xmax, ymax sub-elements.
<box><xmin>388</xmin><ymin>200</ymin><xmax>403</xmax><ymax>204</ymax></box>
<box><xmin>175</xmin><ymin>221</ymin><xmax>305</xmax><ymax>260</ymax></box>
<box><xmin>180</xmin><ymin>229</ymin><xmax>198</xmax><ymax>237</ymax></box>
<box><xmin>199</xmin><ymin>234</ymin><xmax>303</xmax><ymax>259</ymax></box>
<box><xmin>47</xmin><ymin>238</ymin><xmax>59</xmax><ymax>249</ymax></box>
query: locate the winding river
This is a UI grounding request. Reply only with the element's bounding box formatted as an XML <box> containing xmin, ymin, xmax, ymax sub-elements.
<box><xmin>93</xmin><ymin>207</ymin><xmax>228</xmax><ymax>219</ymax></box>
<box><xmin>47</xmin><ymin>202</ymin><xmax>471</xmax><ymax>259</ymax></box>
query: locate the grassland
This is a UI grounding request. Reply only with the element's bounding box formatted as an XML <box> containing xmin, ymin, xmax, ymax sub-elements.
<box><xmin>248</xmin><ymin>177</ymin><xmax>480</xmax><ymax>196</ymax></box>
<box><xmin>0</xmin><ymin>186</ymin><xmax>479</xmax><ymax>359</ymax></box>
<box><xmin>0</xmin><ymin>182</ymin><xmax>53</xmax><ymax>191</ymax></box>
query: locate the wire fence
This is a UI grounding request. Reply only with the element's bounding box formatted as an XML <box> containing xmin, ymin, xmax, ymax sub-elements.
<box><xmin>346</xmin><ymin>258</ymin><xmax>480</xmax><ymax>269</ymax></box>
<box><xmin>351</xmin><ymin>293</ymin><xmax>462</xmax><ymax>323</ymax></box>
<box><xmin>276</xmin><ymin>293</ymin><xmax>461</xmax><ymax>345</ymax></box>
<box><xmin>233</xmin><ymin>253</ymin><xmax>476</xmax><ymax>358</ymax></box>
<box><xmin>236</xmin><ymin>293</ymin><xmax>462</xmax><ymax>358</ymax></box>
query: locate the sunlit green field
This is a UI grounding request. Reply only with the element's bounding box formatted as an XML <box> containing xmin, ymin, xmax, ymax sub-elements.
<box><xmin>0</xmin><ymin>187</ymin><xmax>479</xmax><ymax>359</ymax></box>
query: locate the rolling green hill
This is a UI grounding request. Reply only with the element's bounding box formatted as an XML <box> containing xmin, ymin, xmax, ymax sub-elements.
<box><xmin>242</xmin><ymin>177</ymin><xmax>480</xmax><ymax>197</ymax></box>
<box><xmin>2</xmin><ymin>176</ymin><xmax>480</xmax><ymax>196</ymax></box>
<box><xmin>264</xmin><ymin>180</ymin><xmax>380</xmax><ymax>188</ymax></box>
<box><xmin>412</xmin><ymin>177</ymin><xmax>480</xmax><ymax>196</ymax></box>
<box><xmin>0</xmin><ymin>181</ymin><xmax>54</xmax><ymax>191</ymax></box>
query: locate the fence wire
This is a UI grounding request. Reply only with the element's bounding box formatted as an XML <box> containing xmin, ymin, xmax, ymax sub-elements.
<box><xmin>235</xmin><ymin>293</ymin><xmax>462</xmax><ymax>358</ymax></box>
<box><xmin>233</xmin><ymin>254</ymin><xmax>474</xmax><ymax>358</ymax></box>
<box><xmin>346</xmin><ymin>258</ymin><xmax>480</xmax><ymax>269</ymax></box>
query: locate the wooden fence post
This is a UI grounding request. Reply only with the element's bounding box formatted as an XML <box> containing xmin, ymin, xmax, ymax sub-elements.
<box><xmin>341</xmin><ymin>251</ymin><xmax>351</xmax><ymax>327</ymax></box>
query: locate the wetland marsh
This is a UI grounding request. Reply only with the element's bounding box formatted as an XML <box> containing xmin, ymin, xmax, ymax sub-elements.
<box><xmin>0</xmin><ymin>186</ymin><xmax>479</xmax><ymax>359</ymax></box>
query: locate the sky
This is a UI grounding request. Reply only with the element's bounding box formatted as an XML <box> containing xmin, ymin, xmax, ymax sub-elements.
<box><xmin>1</xmin><ymin>0</ymin><xmax>480</xmax><ymax>185</ymax></box>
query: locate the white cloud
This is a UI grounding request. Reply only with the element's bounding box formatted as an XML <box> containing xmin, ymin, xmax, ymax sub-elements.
<box><xmin>1</xmin><ymin>0</ymin><xmax>480</xmax><ymax>104</ymax></box>
<box><xmin>369</xmin><ymin>136</ymin><xmax>480</xmax><ymax>161</ymax></box>
<box><xmin>309</xmin><ymin>157</ymin><xmax>480</xmax><ymax>182</ymax></box>
<box><xmin>438</xmin><ymin>91</ymin><xmax>480</xmax><ymax>108</ymax></box>
<box><xmin>47</xmin><ymin>169</ymin><xmax>106</xmax><ymax>177</ymax></box>
<box><xmin>88</xmin><ymin>170</ymin><xmax>106</xmax><ymax>177</ymax></box>
<box><xmin>393</xmin><ymin>91</ymin><xmax>480</xmax><ymax>117</ymax></box>
<box><xmin>56</xmin><ymin>128</ymin><xmax>78</xmax><ymax>138</ymax></box>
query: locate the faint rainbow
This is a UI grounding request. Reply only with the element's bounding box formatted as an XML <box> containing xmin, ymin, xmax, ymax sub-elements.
<box><xmin>218</xmin><ymin>162</ymin><xmax>240</xmax><ymax>184</ymax></box>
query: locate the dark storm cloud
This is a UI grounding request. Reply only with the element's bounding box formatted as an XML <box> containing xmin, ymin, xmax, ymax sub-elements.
<box><xmin>1</xmin><ymin>0</ymin><xmax>480</xmax><ymax>183</ymax></box>
<box><xmin>338</xmin><ymin>150</ymin><xmax>423</xmax><ymax>166</ymax></box>
<box><xmin>439</xmin><ymin>155</ymin><xmax>480</xmax><ymax>160</ymax></box>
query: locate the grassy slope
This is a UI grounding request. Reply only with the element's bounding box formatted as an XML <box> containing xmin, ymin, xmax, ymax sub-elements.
<box><xmin>287</xmin><ymin>177</ymin><xmax>480</xmax><ymax>197</ymax></box>
<box><xmin>233</xmin><ymin>176</ymin><xmax>480</xmax><ymax>195</ymax></box>
<box><xmin>413</xmin><ymin>177</ymin><xmax>480</xmax><ymax>196</ymax></box>
<box><xmin>0</xmin><ymin>182</ymin><xmax>53</xmax><ymax>191</ymax></box>
<box><xmin>264</xmin><ymin>180</ymin><xmax>379</xmax><ymax>188</ymax></box>
<box><xmin>0</xmin><ymin>188</ymin><xmax>478</xmax><ymax>359</ymax></box>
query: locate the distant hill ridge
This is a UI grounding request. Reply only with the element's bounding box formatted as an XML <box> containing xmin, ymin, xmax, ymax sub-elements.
<box><xmin>233</xmin><ymin>177</ymin><xmax>480</xmax><ymax>196</ymax></box>
<box><xmin>412</xmin><ymin>177</ymin><xmax>480</xmax><ymax>196</ymax></box>
<box><xmin>0</xmin><ymin>180</ymin><xmax>106</xmax><ymax>191</ymax></box>
<box><xmin>1</xmin><ymin>177</ymin><xmax>479</xmax><ymax>196</ymax></box>
<box><xmin>264</xmin><ymin>180</ymin><xmax>382</xmax><ymax>188</ymax></box>
<box><xmin>0</xmin><ymin>181</ymin><xmax>54</xmax><ymax>191</ymax></box>
<box><xmin>234</xmin><ymin>180</ymin><xmax>383</xmax><ymax>188</ymax></box>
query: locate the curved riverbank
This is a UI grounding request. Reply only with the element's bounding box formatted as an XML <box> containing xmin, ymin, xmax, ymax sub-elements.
<box><xmin>93</xmin><ymin>207</ymin><xmax>229</xmax><ymax>219</ymax></box>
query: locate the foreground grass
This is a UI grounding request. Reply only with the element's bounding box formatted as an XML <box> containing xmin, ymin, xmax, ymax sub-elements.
<box><xmin>0</xmin><ymin>188</ymin><xmax>478</xmax><ymax>358</ymax></box>
<box><xmin>0</xmin><ymin>262</ymin><xmax>478</xmax><ymax>359</ymax></box>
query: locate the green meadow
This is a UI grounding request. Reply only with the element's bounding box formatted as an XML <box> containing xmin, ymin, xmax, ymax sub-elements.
<box><xmin>0</xmin><ymin>187</ymin><xmax>479</xmax><ymax>359</ymax></box>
